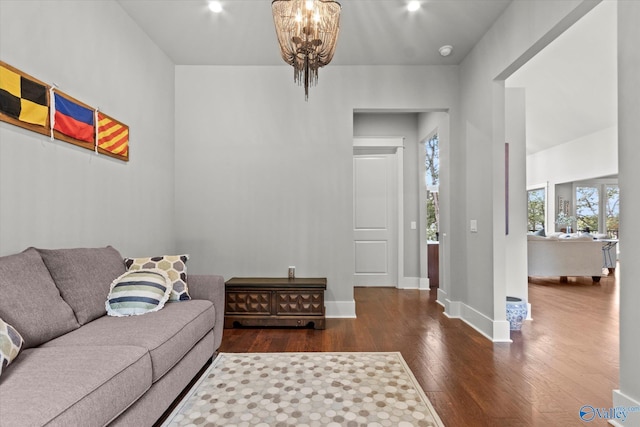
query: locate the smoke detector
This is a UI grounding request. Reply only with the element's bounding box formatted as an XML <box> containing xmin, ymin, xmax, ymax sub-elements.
<box><xmin>439</xmin><ymin>45</ymin><xmax>453</xmax><ymax>57</ymax></box>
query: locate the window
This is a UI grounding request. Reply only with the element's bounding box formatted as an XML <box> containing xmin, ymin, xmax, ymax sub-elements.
<box><xmin>527</xmin><ymin>188</ymin><xmax>545</xmax><ymax>232</ymax></box>
<box><xmin>574</xmin><ymin>182</ymin><xmax>619</xmax><ymax>237</ymax></box>
<box><xmin>605</xmin><ymin>184</ymin><xmax>619</xmax><ymax>238</ymax></box>
<box><xmin>576</xmin><ymin>186</ymin><xmax>599</xmax><ymax>232</ymax></box>
<box><xmin>425</xmin><ymin>134</ymin><xmax>439</xmax><ymax>241</ymax></box>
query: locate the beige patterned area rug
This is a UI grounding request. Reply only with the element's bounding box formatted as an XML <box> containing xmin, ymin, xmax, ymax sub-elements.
<box><xmin>162</xmin><ymin>352</ymin><xmax>445</xmax><ymax>427</ymax></box>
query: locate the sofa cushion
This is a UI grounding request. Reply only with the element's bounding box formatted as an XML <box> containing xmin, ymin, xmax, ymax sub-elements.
<box><xmin>44</xmin><ymin>300</ymin><xmax>214</xmax><ymax>382</ymax></box>
<box><xmin>0</xmin><ymin>345</ymin><xmax>151</xmax><ymax>427</ymax></box>
<box><xmin>106</xmin><ymin>269</ymin><xmax>173</xmax><ymax>317</ymax></box>
<box><xmin>0</xmin><ymin>317</ymin><xmax>24</xmax><ymax>376</ymax></box>
<box><xmin>0</xmin><ymin>248</ymin><xmax>79</xmax><ymax>349</ymax></box>
<box><xmin>38</xmin><ymin>246</ymin><xmax>126</xmax><ymax>325</ymax></box>
<box><xmin>125</xmin><ymin>254</ymin><xmax>190</xmax><ymax>301</ymax></box>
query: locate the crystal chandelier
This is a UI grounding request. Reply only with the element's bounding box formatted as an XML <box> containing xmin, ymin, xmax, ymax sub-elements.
<box><xmin>272</xmin><ymin>0</ymin><xmax>341</xmax><ymax>100</ymax></box>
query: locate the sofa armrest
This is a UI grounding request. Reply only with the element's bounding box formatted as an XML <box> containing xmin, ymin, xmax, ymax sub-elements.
<box><xmin>188</xmin><ymin>274</ymin><xmax>225</xmax><ymax>349</ymax></box>
<box><xmin>188</xmin><ymin>274</ymin><xmax>224</xmax><ymax>302</ymax></box>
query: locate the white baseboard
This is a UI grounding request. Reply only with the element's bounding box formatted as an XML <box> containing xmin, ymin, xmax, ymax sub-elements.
<box><xmin>492</xmin><ymin>319</ymin><xmax>512</xmax><ymax>342</ymax></box>
<box><xmin>325</xmin><ymin>285</ymin><xmax>524</xmax><ymax>342</ymax></box>
<box><xmin>446</xmin><ymin>300</ymin><xmax>461</xmax><ymax>317</ymax></box>
<box><xmin>419</xmin><ymin>277</ymin><xmax>430</xmax><ymax>290</ymax></box>
<box><xmin>608</xmin><ymin>390</ymin><xmax>640</xmax><ymax>425</ymax></box>
<box><xmin>325</xmin><ymin>300</ymin><xmax>356</xmax><ymax>318</ymax></box>
<box><xmin>460</xmin><ymin>303</ymin><xmax>511</xmax><ymax>342</ymax></box>
<box><xmin>398</xmin><ymin>277</ymin><xmax>421</xmax><ymax>289</ymax></box>
<box><xmin>436</xmin><ymin>288</ymin><xmax>450</xmax><ymax>311</ymax></box>
<box><xmin>437</xmin><ymin>288</ymin><xmax>512</xmax><ymax>342</ymax></box>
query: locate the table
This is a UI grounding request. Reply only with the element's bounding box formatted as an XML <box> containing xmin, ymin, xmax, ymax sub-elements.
<box><xmin>600</xmin><ymin>239</ymin><xmax>618</xmax><ymax>274</ymax></box>
<box><xmin>224</xmin><ymin>277</ymin><xmax>326</xmax><ymax>329</ymax></box>
<box><xmin>427</xmin><ymin>242</ymin><xmax>439</xmax><ymax>288</ymax></box>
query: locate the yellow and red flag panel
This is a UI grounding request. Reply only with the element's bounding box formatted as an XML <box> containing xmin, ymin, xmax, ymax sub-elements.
<box><xmin>97</xmin><ymin>111</ymin><xmax>129</xmax><ymax>161</ymax></box>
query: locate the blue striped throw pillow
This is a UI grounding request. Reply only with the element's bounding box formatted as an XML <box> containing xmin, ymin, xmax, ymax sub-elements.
<box><xmin>106</xmin><ymin>269</ymin><xmax>173</xmax><ymax>317</ymax></box>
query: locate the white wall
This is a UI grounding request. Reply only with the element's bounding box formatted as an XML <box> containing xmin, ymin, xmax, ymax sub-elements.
<box><xmin>0</xmin><ymin>1</ymin><xmax>176</xmax><ymax>257</ymax></box>
<box><xmin>3</xmin><ymin>0</ymin><xmax>635</xmax><ymax>416</ymax></box>
<box><xmin>615</xmin><ymin>0</ymin><xmax>640</xmax><ymax>416</ymax></box>
<box><xmin>452</xmin><ymin>0</ymin><xmax>601</xmax><ymax>341</ymax></box>
<box><xmin>461</xmin><ymin>0</ymin><xmax>635</xmax><ymax>412</ymax></box>
<box><xmin>2</xmin><ymin>0</ymin><xmax>635</xmax><ymax>415</ymax></box>
<box><xmin>527</xmin><ymin>127</ymin><xmax>617</xmax><ymax>231</ymax></box>
<box><xmin>527</xmin><ymin>126</ymin><xmax>618</xmax><ymax>186</ymax></box>
<box><xmin>505</xmin><ymin>88</ymin><xmax>528</xmax><ymax>303</ymax></box>
<box><xmin>174</xmin><ymin>65</ymin><xmax>459</xmax><ymax>315</ymax></box>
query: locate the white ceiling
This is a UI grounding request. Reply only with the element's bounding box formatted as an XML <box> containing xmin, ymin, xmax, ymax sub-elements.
<box><xmin>116</xmin><ymin>0</ymin><xmax>512</xmax><ymax>66</ymax></box>
<box><xmin>116</xmin><ymin>0</ymin><xmax>616</xmax><ymax>155</ymax></box>
<box><xmin>506</xmin><ymin>1</ymin><xmax>617</xmax><ymax>155</ymax></box>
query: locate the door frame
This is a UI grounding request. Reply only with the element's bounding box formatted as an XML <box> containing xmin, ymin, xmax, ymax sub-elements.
<box><xmin>353</xmin><ymin>137</ymin><xmax>404</xmax><ymax>287</ymax></box>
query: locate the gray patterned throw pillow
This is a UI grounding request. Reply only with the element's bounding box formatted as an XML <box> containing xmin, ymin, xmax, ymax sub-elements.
<box><xmin>124</xmin><ymin>254</ymin><xmax>190</xmax><ymax>301</ymax></box>
<box><xmin>0</xmin><ymin>317</ymin><xmax>24</xmax><ymax>376</ymax></box>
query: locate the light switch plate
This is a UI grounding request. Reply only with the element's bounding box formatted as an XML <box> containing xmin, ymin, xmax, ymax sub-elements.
<box><xmin>470</xmin><ymin>219</ymin><xmax>478</xmax><ymax>232</ymax></box>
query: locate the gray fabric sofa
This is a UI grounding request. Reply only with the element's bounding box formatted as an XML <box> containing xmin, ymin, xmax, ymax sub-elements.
<box><xmin>0</xmin><ymin>246</ymin><xmax>224</xmax><ymax>426</ymax></box>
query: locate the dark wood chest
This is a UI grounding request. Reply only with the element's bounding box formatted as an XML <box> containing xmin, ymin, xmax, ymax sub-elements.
<box><xmin>224</xmin><ymin>277</ymin><xmax>326</xmax><ymax>329</ymax></box>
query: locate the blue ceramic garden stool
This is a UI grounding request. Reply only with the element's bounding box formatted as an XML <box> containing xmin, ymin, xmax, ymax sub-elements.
<box><xmin>506</xmin><ymin>296</ymin><xmax>528</xmax><ymax>331</ymax></box>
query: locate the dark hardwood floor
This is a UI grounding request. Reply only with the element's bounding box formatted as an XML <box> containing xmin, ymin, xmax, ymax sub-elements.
<box><xmin>219</xmin><ymin>273</ymin><xmax>619</xmax><ymax>426</ymax></box>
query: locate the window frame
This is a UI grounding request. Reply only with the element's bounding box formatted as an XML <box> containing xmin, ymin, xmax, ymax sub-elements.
<box><xmin>527</xmin><ymin>182</ymin><xmax>548</xmax><ymax>233</ymax></box>
<box><xmin>572</xmin><ymin>178</ymin><xmax>619</xmax><ymax>237</ymax></box>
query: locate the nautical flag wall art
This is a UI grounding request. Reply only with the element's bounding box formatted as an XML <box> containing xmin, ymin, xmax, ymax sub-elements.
<box><xmin>0</xmin><ymin>61</ymin><xmax>130</xmax><ymax>161</ymax></box>
<box><xmin>97</xmin><ymin>111</ymin><xmax>129</xmax><ymax>161</ymax></box>
<box><xmin>0</xmin><ymin>61</ymin><xmax>49</xmax><ymax>136</ymax></box>
<box><xmin>51</xmin><ymin>91</ymin><xmax>95</xmax><ymax>148</ymax></box>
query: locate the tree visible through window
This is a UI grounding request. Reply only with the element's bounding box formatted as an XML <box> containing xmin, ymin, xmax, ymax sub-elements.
<box><xmin>606</xmin><ymin>185</ymin><xmax>619</xmax><ymax>238</ymax></box>
<box><xmin>576</xmin><ymin>186</ymin><xmax>599</xmax><ymax>232</ymax></box>
<box><xmin>425</xmin><ymin>134</ymin><xmax>439</xmax><ymax>241</ymax></box>
<box><xmin>527</xmin><ymin>188</ymin><xmax>545</xmax><ymax>232</ymax></box>
<box><xmin>575</xmin><ymin>183</ymin><xmax>619</xmax><ymax>237</ymax></box>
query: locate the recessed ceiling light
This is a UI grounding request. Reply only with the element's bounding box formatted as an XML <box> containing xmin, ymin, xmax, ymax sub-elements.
<box><xmin>407</xmin><ymin>1</ymin><xmax>420</xmax><ymax>12</ymax></box>
<box><xmin>439</xmin><ymin>45</ymin><xmax>453</xmax><ymax>57</ymax></box>
<box><xmin>208</xmin><ymin>1</ymin><xmax>223</xmax><ymax>13</ymax></box>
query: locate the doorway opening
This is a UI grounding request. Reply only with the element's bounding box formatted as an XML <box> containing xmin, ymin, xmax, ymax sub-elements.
<box><xmin>424</xmin><ymin>133</ymin><xmax>440</xmax><ymax>288</ymax></box>
<box><xmin>425</xmin><ymin>133</ymin><xmax>440</xmax><ymax>242</ymax></box>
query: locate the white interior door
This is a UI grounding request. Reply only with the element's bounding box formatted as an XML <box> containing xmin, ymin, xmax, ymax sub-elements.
<box><xmin>353</xmin><ymin>150</ymin><xmax>398</xmax><ymax>286</ymax></box>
